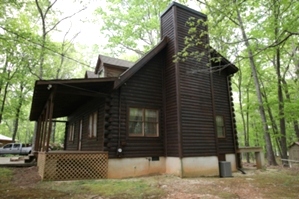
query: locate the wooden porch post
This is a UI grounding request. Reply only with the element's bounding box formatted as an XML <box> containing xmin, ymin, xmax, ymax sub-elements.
<box><xmin>42</xmin><ymin>104</ymin><xmax>49</xmax><ymax>152</ymax></box>
<box><xmin>38</xmin><ymin>113</ymin><xmax>44</xmax><ymax>152</ymax></box>
<box><xmin>45</xmin><ymin>88</ymin><xmax>55</xmax><ymax>152</ymax></box>
<box><xmin>34</xmin><ymin>117</ymin><xmax>42</xmax><ymax>152</ymax></box>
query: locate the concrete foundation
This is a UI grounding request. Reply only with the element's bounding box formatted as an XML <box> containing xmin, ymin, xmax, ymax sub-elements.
<box><xmin>182</xmin><ymin>156</ymin><xmax>219</xmax><ymax>177</ymax></box>
<box><xmin>225</xmin><ymin>154</ymin><xmax>237</xmax><ymax>171</ymax></box>
<box><xmin>165</xmin><ymin>157</ymin><xmax>182</xmax><ymax>176</ymax></box>
<box><xmin>108</xmin><ymin>157</ymin><xmax>166</xmax><ymax>178</ymax></box>
<box><xmin>108</xmin><ymin>154</ymin><xmax>238</xmax><ymax>178</ymax></box>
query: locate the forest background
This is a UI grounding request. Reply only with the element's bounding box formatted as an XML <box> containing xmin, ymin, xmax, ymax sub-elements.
<box><xmin>1</xmin><ymin>0</ymin><xmax>299</xmax><ymax>165</ymax></box>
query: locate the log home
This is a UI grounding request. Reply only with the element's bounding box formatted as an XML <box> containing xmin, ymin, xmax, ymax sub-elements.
<box><xmin>29</xmin><ymin>2</ymin><xmax>239</xmax><ymax>180</ymax></box>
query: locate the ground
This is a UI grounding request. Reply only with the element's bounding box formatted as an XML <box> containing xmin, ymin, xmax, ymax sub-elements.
<box><xmin>12</xmin><ymin>166</ymin><xmax>41</xmax><ymax>187</ymax></box>
<box><xmin>4</xmin><ymin>164</ymin><xmax>299</xmax><ymax>199</ymax></box>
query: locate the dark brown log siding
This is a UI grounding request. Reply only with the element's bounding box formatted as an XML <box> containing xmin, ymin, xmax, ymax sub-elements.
<box><xmin>105</xmin><ymin>66</ymin><xmax>127</xmax><ymax>77</ymax></box>
<box><xmin>161</xmin><ymin>6</ymin><xmax>180</xmax><ymax>157</ymax></box>
<box><xmin>213</xmin><ymin>72</ymin><xmax>235</xmax><ymax>154</ymax></box>
<box><xmin>66</xmin><ymin>98</ymin><xmax>105</xmax><ymax>151</ymax></box>
<box><xmin>175</xmin><ymin>6</ymin><xmax>217</xmax><ymax>157</ymax></box>
<box><xmin>106</xmin><ymin>51</ymin><xmax>165</xmax><ymax>158</ymax></box>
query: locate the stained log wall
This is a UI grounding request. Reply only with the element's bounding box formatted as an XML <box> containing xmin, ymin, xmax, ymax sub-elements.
<box><xmin>213</xmin><ymin>72</ymin><xmax>236</xmax><ymax>154</ymax></box>
<box><xmin>105</xmin><ymin>50</ymin><xmax>166</xmax><ymax>158</ymax></box>
<box><xmin>161</xmin><ymin>3</ymin><xmax>237</xmax><ymax>158</ymax></box>
<box><xmin>161</xmin><ymin>6</ymin><xmax>180</xmax><ymax>157</ymax></box>
<box><xmin>66</xmin><ymin>98</ymin><xmax>105</xmax><ymax>151</ymax></box>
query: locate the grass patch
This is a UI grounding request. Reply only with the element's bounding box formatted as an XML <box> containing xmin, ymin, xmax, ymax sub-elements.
<box><xmin>39</xmin><ymin>179</ymin><xmax>165</xmax><ymax>199</ymax></box>
<box><xmin>0</xmin><ymin>167</ymin><xmax>13</xmax><ymax>183</ymax></box>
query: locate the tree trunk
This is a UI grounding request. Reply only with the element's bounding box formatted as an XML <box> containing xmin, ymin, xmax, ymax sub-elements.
<box><xmin>12</xmin><ymin>84</ymin><xmax>24</xmax><ymax>141</ymax></box>
<box><xmin>0</xmin><ymin>81</ymin><xmax>10</xmax><ymax>124</ymax></box>
<box><xmin>276</xmin><ymin>48</ymin><xmax>288</xmax><ymax>163</ymax></box>
<box><xmin>281</xmin><ymin>79</ymin><xmax>299</xmax><ymax>141</ymax></box>
<box><xmin>259</xmin><ymin>77</ymin><xmax>281</xmax><ymax>157</ymax></box>
<box><xmin>236</xmin><ymin>5</ymin><xmax>277</xmax><ymax>165</ymax></box>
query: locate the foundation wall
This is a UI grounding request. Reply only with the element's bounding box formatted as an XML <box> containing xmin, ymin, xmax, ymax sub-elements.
<box><xmin>108</xmin><ymin>157</ymin><xmax>166</xmax><ymax>178</ymax></box>
<box><xmin>108</xmin><ymin>155</ymin><xmax>238</xmax><ymax>178</ymax></box>
<box><xmin>165</xmin><ymin>157</ymin><xmax>182</xmax><ymax>176</ymax></box>
<box><xmin>182</xmin><ymin>156</ymin><xmax>219</xmax><ymax>177</ymax></box>
<box><xmin>225</xmin><ymin>154</ymin><xmax>237</xmax><ymax>171</ymax></box>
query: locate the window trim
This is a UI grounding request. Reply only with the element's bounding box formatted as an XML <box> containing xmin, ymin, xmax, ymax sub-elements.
<box><xmin>88</xmin><ymin>111</ymin><xmax>98</xmax><ymax>138</ymax></box>
<box><xmin>68</xmin><ymin>123</ymin><xmax>74</xmax><ymax>142</ymax></box>
<box><xmin>216</xmin><ymin>115</ymin><xmax>225</xmax><ymax>138</ymax></box>
<box><xmin>128</xmin><ymin>107</ymin><xmax>159</xmax><ymax>137</ymax></box>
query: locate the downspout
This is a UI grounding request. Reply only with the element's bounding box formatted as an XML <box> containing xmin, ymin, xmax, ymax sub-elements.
<box><xmin>117</xmin><ymin>87</ymin><xmax>123</xmax><ymax>157</ymax></box>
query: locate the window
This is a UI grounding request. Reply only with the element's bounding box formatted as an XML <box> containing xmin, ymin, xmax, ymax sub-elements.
<box><xmin>89</xmin><ymin>112</ymin><xmax>97</xmax><ymax>138</ymax></box>
<box><xmin>68</xmin><ymin>123</ymin><xmax>74</xmax><ymax>141</ymax></box>
<box><xmin>4</xmin><ymin>144</ymin><xmax>12</xmax><ymax>149</ymax></box>
<box><xmin>216</xmin><ymin>115</ymin><xmax>225</xmax><ymax>138</ymax></box>
<box><xmin>129</xmin><ymin>108</ymin><xmax>159</xmax><ymax>137</ymax></box>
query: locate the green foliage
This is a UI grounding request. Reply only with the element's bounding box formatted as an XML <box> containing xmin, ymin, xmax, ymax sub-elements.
<box><xmin>0</xmin><ymin>0</ymin><xmax>87</xmax><ymax>144</ymax></box>
<box><xmin>95</xmin><ymin>0</ymin><xmax>188</xmax><ymax>59</ymax></box>
<box><xmin>178</xmin><ymin>0</ymin><xmax>299</xmax><ymax>162</ymax></box>
<box><xmin>0</xmin><ymin>168</ymin><xmax>13</xmax><ymax>183</ymax></box>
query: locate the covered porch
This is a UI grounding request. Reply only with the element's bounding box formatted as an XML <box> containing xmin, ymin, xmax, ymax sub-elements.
<box><xmin>29</xmin><ymin>78</ymin><xmax>116</xmax><ymax>180</ymax></box>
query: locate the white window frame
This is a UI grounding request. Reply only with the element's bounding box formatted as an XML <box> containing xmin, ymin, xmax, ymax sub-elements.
<box><xmin>68</xmin><ymin>123</ymin><xmax>74</xmax><ymax>141</ymax></box>
<box><xmin>89</xmin><ymin>111</ymin><xmax>97</xmax><ymax>138</ymax></box>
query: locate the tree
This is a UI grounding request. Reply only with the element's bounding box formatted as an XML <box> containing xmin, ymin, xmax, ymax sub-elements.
<box><xmin>95</xmin><ymin>0</ymin><xmax>188</xmax><ymax>59</ymax></box>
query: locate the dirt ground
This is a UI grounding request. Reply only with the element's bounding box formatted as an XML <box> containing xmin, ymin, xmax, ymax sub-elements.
<box><xmin>8</xmin><ymin>164</ymin><xmax>299</xmax><ymax>199</ymax></box>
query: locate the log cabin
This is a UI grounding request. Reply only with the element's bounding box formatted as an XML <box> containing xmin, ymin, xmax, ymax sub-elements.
<box><xmin>29</xmin><ymin>2</ymin><xmax>240</xmax><ymax>180</ymax></box>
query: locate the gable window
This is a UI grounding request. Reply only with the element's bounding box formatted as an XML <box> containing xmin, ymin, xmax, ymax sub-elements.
<box><xmin>68</xmin><ymin>123</ymin><xmax>74</xmax><ymax>141</ymax></box>
<box><xmin>216</xmin><ymin>115</ymin><xmax>225</xmax><ymax>138</ymax></box>
<box><xmin>129</xmin><ymin>108</ymin><xmax>159</xmax><ymax>137</ymax></box>
<box><xmin>89</xmin><ymin>111</ymin><xmax>97</xmax><ymax>138</ymax></box>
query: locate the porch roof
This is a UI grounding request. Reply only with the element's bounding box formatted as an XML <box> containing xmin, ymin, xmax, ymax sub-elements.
<box><xmin>29</xmin><ymin>77</ymin><xmax>116</xmax><ymax>121</ymax></box>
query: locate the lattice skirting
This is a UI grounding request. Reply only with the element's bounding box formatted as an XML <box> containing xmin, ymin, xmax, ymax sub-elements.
<box><xmin>38</xmin><ymin>151</ymin><xmax>108</xmax><ymax>181</ymax></box>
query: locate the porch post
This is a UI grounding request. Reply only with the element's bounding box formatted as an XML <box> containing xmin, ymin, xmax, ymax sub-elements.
<box><xmin>42</xmin><ymin>103</ymin><xmax>49</xmax><ymax>152</ymax></box>
<box><xmin>46</xmin><ymin>88</ymin><xmax>55</xmax><ymax>152</ymax></box>
<box><xmin>34</xmin><ymin>117</ymin><xmax>42</xmax><ymax>152</ymax></box>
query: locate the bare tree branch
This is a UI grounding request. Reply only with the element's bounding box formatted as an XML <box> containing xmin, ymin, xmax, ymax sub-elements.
<box><xmin>45</xmin><ymin>7</ymin><xmax>87</xmax><ymax>35</ymax></box>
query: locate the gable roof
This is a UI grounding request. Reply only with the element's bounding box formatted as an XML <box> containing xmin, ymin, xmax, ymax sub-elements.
<box><xmin>289</xmin><ymin>142</ymin><xmax>299</xmax><ymax>148</ymax></box>
<box><xmin>95</xmin><ymin>54</ymin><xmax>134</xmax><ymax>74</ymax></box>
<box><xmin>210</xmin><ymin>49</ymin><xmax>238</xmax><ymax>74</ymax></box>
<box><xmin>114</xmin><ymin>36</ymin><xmax>169</xmax><ymax>89</ymax></box>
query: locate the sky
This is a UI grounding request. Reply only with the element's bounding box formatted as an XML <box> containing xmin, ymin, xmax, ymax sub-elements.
<box><xmin>49</xmin><ymin>0</ymin><xmax>203</xmax><ymax>67</ymax></box>
<box><xmin>52</xmin><ymin>0</ymin><xmax>202</xmax><ymax>45</ymax></box>
<box><xmin>52</xmin><ymin>0</ymin><xmax>104</xmax><ymax>45</ymax></box>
